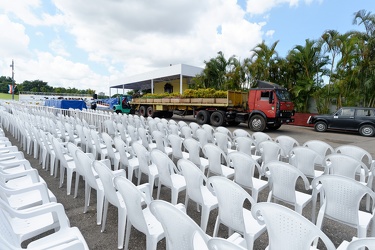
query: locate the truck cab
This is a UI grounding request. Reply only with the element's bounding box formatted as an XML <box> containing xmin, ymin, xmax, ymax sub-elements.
<box><xmin>247</xmin><ymin>81</ymin><xmax>294</xmax><ymax>131</ymax></box>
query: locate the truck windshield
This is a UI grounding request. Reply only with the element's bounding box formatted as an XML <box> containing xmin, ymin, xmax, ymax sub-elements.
<box><xmin>275</xmin><ymin>89</ymin><xmax>292</xmax><ymax>102</ymax></box>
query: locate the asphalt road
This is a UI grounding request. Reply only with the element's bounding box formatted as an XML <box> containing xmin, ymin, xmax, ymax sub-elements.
<box><xmin>7</xmin><ymin>116</ymin><xmax>375</xmax><ymax>250</ymax></box>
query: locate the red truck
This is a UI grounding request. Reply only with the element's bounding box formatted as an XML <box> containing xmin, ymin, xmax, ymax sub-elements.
<box><xmin>131</xmin><ymin>80</ymin><xmax>295</xmax><ymax>131</ymax></box>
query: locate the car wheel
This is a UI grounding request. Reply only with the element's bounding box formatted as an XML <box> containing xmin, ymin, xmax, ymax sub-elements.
<box><xmin>359</xmin><ymin>124</ymin><xmax>375</xmax><ymax>137</ymax></box>
<box><xmin>248</xmin><ymin>114</ymin><xmax>266</xmax><ymax>132</ymax></box>
<box><xmin>314</xmin><ymin>121</ymin><xmax>327</xmax><ymax>132</ymax></box>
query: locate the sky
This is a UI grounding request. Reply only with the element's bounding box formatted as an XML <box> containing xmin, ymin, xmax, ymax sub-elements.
<box><xmin>0</xmin><ymin>0</ymin><xmax>372</xmax><ymax>96</ymax></box>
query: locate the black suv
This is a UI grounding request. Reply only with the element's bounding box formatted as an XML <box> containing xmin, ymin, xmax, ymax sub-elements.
<box><xmin>307</xmin><ymin>107</ymin><xmax>375</xmax><ymax>137</ymax></box>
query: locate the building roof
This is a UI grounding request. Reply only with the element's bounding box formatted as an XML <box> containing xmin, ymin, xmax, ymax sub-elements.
<box><xmin>110</xmin><ymin>64</ymin><xmax>203</xmax><ymax>90</ymax></box>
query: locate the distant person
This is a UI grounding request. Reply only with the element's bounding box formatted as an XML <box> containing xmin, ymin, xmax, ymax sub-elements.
<box><xmin>122</xmin><ymin>96</ymin><xmax>129</xmax><ymax>108</ymax></box>
<box><xmin>91</xmin><ymin>99</ymin><xmax>97</xmax><ymax>110</ymax></box>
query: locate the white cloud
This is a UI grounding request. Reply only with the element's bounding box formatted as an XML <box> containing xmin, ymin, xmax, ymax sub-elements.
<box><xmin>1</xmin><ymin>0</ymin><xmax>275</xmax><ymax>95</ymax></box>
<box><xmin>246</xmin><ymin>0</ymin><xmax>320</xmax><ymax>15</ymax></box>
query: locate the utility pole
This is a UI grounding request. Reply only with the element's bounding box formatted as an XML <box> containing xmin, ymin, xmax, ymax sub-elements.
<box><xmin>10</xmin><ymin>60</ymin><xmax>15</xmax><ymax>100</ymax></box>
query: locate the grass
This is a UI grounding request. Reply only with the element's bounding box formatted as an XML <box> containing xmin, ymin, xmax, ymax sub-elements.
<box><xmin>0</xmin><ymin>93</ymin><xmax>19</xmax><ymax>101</ymax></box>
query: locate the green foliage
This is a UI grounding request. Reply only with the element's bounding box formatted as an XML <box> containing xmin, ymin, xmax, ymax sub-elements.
<box><xmin>191</xmin><ymin>9</ymin><xmax>375</xmax><ymax>112</ymax></box>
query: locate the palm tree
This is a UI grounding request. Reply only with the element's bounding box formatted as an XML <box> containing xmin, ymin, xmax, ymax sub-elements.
<box><xmin>286</xmin><ymin>39</ymin><xmax>329</xmax><ymax>112</ymax></box>
<box><xmin>248</xmin><ymin>40</ymin><xmax>279</xmax><ymax>83</ymax></box>
<box><xmin>352</xmin><ymin>10</ymin><xmax>375</xmax><ymax>107</ymax></box>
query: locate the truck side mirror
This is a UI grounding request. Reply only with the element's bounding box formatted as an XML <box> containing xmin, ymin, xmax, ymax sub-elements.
<box><xmin>269</xmin><ymin>92</ymin><xmax>274</xmax><ymax>104</ymax></box>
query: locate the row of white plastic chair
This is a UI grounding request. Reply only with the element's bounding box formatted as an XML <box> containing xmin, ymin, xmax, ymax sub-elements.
<box><xmin>0</xmin><ymin>131</ymin><xmax>89</xmax><ymax>249</ymax></box>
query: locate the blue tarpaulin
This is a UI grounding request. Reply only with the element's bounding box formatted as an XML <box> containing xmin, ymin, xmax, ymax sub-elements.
<box><xmin>45</xmin><ymin>100</ymin><xmax>87</xmax><ymax>110</ymax></box>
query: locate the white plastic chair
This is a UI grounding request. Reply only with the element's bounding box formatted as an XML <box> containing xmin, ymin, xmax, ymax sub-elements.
<box><xmin>75</xmin><ymin>150</ymin><xmax>105</xmax><ymax>225</ymax></box>
<box><xmin>65</xmin><ymin>123</ymin><xmax>81</xmax><ymax>146</ymax></box>
<box><xmin>133</xmin><ymin>142</ymin><xmax>159</xmax><ymax>195</ymax></box>
<box><xmin>150</xmin><ymin>199</ymin><xmax>210</xmax><ymax>250</ymax></box>
<box><xmin>274</xmin><ymin>135</ymin><xmax>299</xmax><ymax>162</ymax></box>
<box><xmin>0</xmin><ymin>224</ymin><xmax>89</xmax><ymax>250</ymax></box>
<box><xmin>114</xmin><ymin>176</ymin><xmax>164</xmax><ymax>250</ymax></box>
<box><xmin>101</xmin><ymin>132</ymin><xmax>120</xmax><ymax>170</ymax></box>
<box><xmin>52</xmin><ymin>137</ymin><xmax>76</xmax><ymax>195</ymax></box>
<box><xmin>335</xmin><ymin>144</ymin><xmax>375</xmax><ymax>170</ymax></box>
<box><xmin>232</xmin><ymin>128</ymin><xmax>252</xmax><ymax>138</ymax></box>
<box><xmin>150</xmin><ymin>149</ymin><xmax>186</xmax><ymax>204</ymax></box>
<box><xmin>113</xmin><ymin>136</ymin><xmax>139</xmax><ymax>182</ymax></box>
<box><xmin>183</xmin><ymin>138</ymin><xmax>209</xmax><ymax>173</ymax></box>
<box><xmin>167</xmin><ymin>134</ymin><xmax>189</xmax><ymax>163</ymax></box>
<box><xmin>215</xmin><ymin>126</ymin><xmax>232</xmax><ymax>138</ymax></box>
<box><xmin>303</xmin><ymin>139</ymin><xmax>334</xmax><ymax>166</ymax></box>
<box><xmin>189</xmin><ymin>122</ymin><xmax>201</xmax><ymax>138</ymax></box>
<box><xmin>103</xmin><ymin>119</ymin><xmax>117</xmax><ymax>137</ymax></box>
<box><xmin>151</xmin><ymin>130</ymin><xmax>172</xmax><ymax>156</ymax></box>
<box><xmin>233</xmin><ymin>136</ymin><xmax>260</xmax><ymax>162</ymax></box>
<box><xmin>0</xmin><ymin>174</ymin><xmax>56</xmax><ymax>210</ymax></box>
<box><xmin>227</xmin><ymin>151</ymin><xmax>268</xmax><ymax>202</ymax></box>
<box><xmin>196</xmin><ymin>128</ymin><xmax>210</xmax><ymax>148</ymax></box>
<box><xmin>201</xmin><ymin>124</ymin><xmax>215</xmax><ymax>143</ymax></box>
<box><xmin>207</xmin><ymin>237</ymin><xmax>247</xmax><ymax>250</ymax></box>
<box><xmin>178</xmin><ymin>159</ymin><xmax>218</xmax><ymax>233</ymax></box>
<box><xmin>208</xmin><ymin>176</ymin><xmax>266</xmax><ymax>250</ymax></box>
<box><xmin>258</xmin><ymin>140</ymin><xmax>282</xmax><ymax>167</ymax></box>
<box><xmin>92</xmin><ymin>160</ymin><xmax>127</xmax><ymax>249</ymax></box>
<box><xmin>312</xmin><ymin>175</ymin><xmax>375</xmax><ymax>241</ymax></box>
<box><xmin>180</xmin><ymin>125</ymin><xmax>193</xmax><ymax>139</ymax></box>
<box><xmin>90</xmin><ymin>129</ymin><xmax>108</xmax><ymax>160</ymax></box>
<box><xmin>251</xmin><ymin>202</ymin><xmax>336</xmax><ymax>250</ymax></box>
<box><xmin>345</xmin><ymin>237</ymin><xmax>375</xmax><ymax>250</ymax></box>
<box><xmin>202</xmin><ymin>143</ymin><xmax>234</xmax><ymax>179</ymax></box>
<box><xmin>138</xmin><ymin>127</ymin><xmax>155</xmax><ymax>150</ymax></box>
<box><xmin>324</xmin><ymin>153</ymin><xmax>369</xmax><ymax>182</ymax></box>
<box><xmin>264</xmin><ymin>161</ymin><xmax>312</xmax><ymax>218</ymax></box>
<box><xmin>0</xmin><ymin>198</ymin><xmax>69</xmax><ymax>246</ymax></box>
<box><xmin>213</xmin><ymin>132</ymin><xmax>235</xmax><ymax>155</ymax></box>
<box><xmin>251</xmin><ymin>132</ymin><xmax>272</xmax><ymax>155</ymax></box>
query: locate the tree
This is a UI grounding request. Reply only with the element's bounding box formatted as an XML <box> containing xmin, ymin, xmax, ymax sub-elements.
<box><xmin>287</xmin><ymin>39</ymin><xmax>329</xmax><ymax>112</ymax></box>
<box><xmin>248</xmin><ymin>40</ymin><xmax>279</xmax><ymax>84</ymax></box>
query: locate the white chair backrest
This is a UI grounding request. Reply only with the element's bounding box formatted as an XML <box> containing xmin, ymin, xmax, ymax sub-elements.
<box><xmin>150</xmin><ymin>200</ymin><xmax>210</xmax><ymax>250</ymax></box>
<box><xmin>251</xmin><ymin>202</ymin><xmax>336</xmax><ymax>250</ymax></box>
<box><xmin>228</xmin><ymin>151</ymin><xmax>261</xmax><ymax>189</ymax></box>
<box><xmin>208</xmin><ymin>176</ymin><xmax>255</xmax><ymax>233</ymax></box>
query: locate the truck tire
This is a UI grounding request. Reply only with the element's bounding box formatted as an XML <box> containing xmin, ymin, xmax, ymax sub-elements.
<box><xmin>139</xmin><ymin>106</ymin><xmax>147</xmax><ymax>117</ymax></box>
<box><xmin>146</xmin><ymin>106</ymin><xmax>154</xmax><ymax>117</ymax></box>
<box><xmin>210</xmin><ymin>111</ymin><xmax>225</xmax><ymax>127</ymax></box>
<box><xmin>267</xmin><ymin>123</ymin><xmax>281</xmax><ymax>130</ymax></box>
<box><xmin>196</xmin><ymin>110</ymin><xmax>210</xmax><ymax>125</ymax></box>
<box><xmin>115</xmin><ymin>110</ymin><xmax>122</xmax><ymax>114</ymax></box>
<box><xmin>248</xmin><ymin>114</ymin><xmax>266</xmax><ymax>132</ymax></box>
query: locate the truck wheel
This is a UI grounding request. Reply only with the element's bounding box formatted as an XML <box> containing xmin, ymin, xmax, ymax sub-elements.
<box><xmin>359</xmin><ymin>124</ymin><xmax>375</xmax><ymax>137</ymax></box>
<box><xmin>196</xmin><ymin>110</ymin><xmax>210</xmax><ymax>125</ymax></box>
<box><xmin>267</xmin><ymin>124</ymin><xmax>281</xmax><ymax>130</ymax></box>
<box><xmin>248</xmin><ymin>114</ymin><xmax>266</xmax><ymax>132</ymax></box>
<box><xmin>115</xmin><ymin>110</ymin><xmax>122</xmax><ymax>114</ymax></box>
<box><xmin>146</xmin><ymin>106</ymin><xmax>154</xmax><ymax>117</ymax></box>
<box><xmin>314</xmin><ymin>121</ymin><xmax>327</xmax><ymax>132</ymax></box>
<box><xmin>139</xmin><ymin>106</ymin><xmax>147</xmax><ymax>117</ymax></box>
<box><xmin>210</xmin><ymin>111</ymin><xmax>225</xmax><ymax>127</ymax></box>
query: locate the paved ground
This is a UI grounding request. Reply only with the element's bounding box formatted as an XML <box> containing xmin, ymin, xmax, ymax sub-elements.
<box><xmin>6</xmin><ymin>118</ymin><xmax>375</xmax><ymax>249</ymax></box>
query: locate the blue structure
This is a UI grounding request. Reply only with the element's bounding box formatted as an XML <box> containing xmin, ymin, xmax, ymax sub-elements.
<box><xmin>45</xmin><ymin>100</ymin><xmax>87</xmax><ymax>110</ymax></box>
